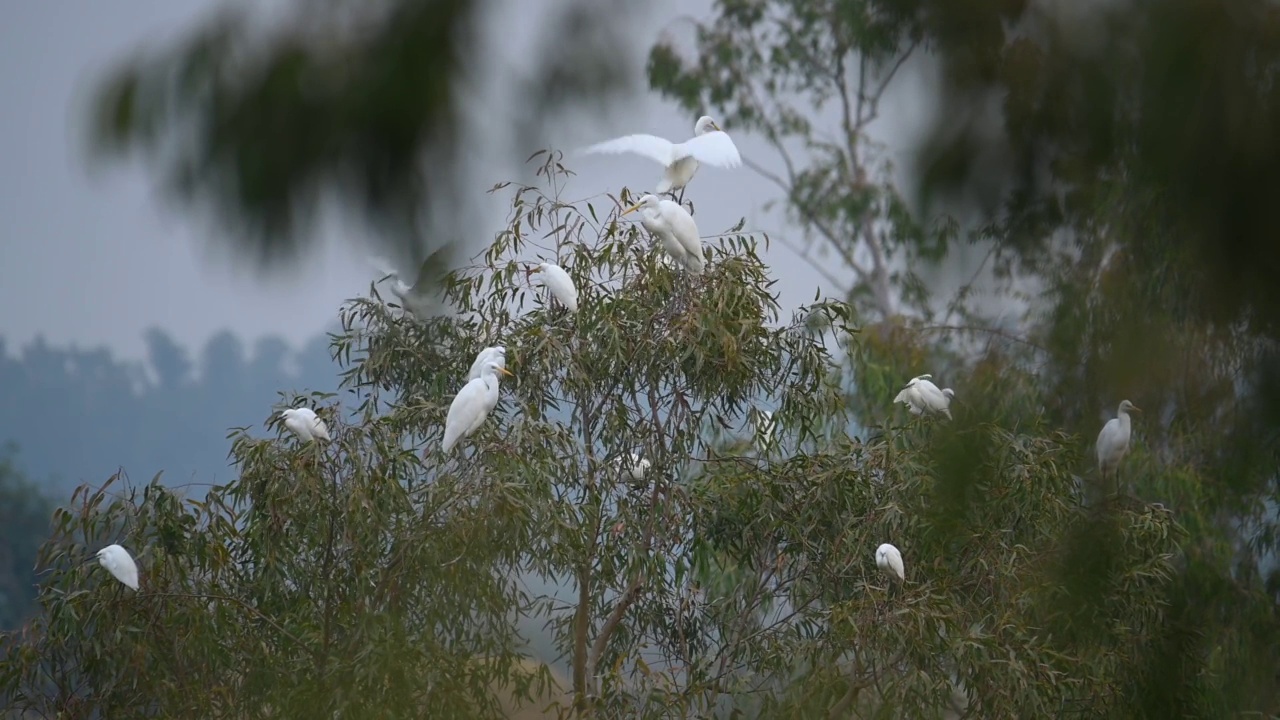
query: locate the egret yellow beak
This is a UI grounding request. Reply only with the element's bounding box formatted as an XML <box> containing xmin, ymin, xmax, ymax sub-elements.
<box><xmin>710</xmin><ymin>121</ymin><xmax>722</xmax><ymax>131</ymax></box>
<box><xmin>621</xmin><ymin>203</ymin><xmax>643</xmax><ymax>216</ymax></box>
<box><xmin>499</xmin><ymin>367</ymin><xmax>514</xmax><ymax>377</ymax></box>
<box><xmin>1130</xmin><ymin>405</ymin><xmax>1143</xmax><ymax>413</ymax></box>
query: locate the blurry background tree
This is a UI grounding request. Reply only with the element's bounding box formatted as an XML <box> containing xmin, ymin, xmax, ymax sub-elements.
<box><xmin>0</xmin><ymin>448</ymin><xmax>55</xmax><ymax>632</ymax></box>
<box><xmin>647</xmin><ymin>0</ymin><xmax>1280</xmax><ymax>713</ymax></box>
<box><xmin>0</xmin><ymin>329</ymin><xmax>338</xmax><ymax>493</ymax></box>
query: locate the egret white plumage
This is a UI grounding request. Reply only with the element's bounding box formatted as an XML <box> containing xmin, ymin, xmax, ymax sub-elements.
<box><xmin>875</xmin><ymin>543</ymin><xmax>905</xmax><ymax>581</ymax></box>
<box><xmin>1096</xmin><ymin>399</ymin><xmax>1141</xmax><ymax>481</ymax></box>
<box><xmin>580</xmin><ymin>115</ymin><xmax>742</xmax><ymax>201</ymax></box>
<box><xmin>621</xmin><ymin>194</ymin><xmax>705</xmax><ymax>274</ymax></box>
<box><xmin>96</xmin><ymin>544</ymin><xmax>139</xmax><ymax>590</ymax></box>
<box><xmin>368</xmin><ymin>256</ymin><xmax>434</xmax><ymax>319</ymax></box>
<box><xmin>442</xmin><ymin>361</ymin><xmax>514</xmax><ymax>453</ymax></box>
<box><xmin>893</xmin><ymin>374</ymin><xmax>955</xmax><ymax>419</ymax></box>
<box><xmin>281</xmin><ymin>407</ymin><xmax>331</xmax><ymax>443</ymax></box>
<box><xmin>614</xmin><ymin>453</ymin><xmax>652</xmax><ymax>488</ymax></box>
<box><xmin>527</xmin><ymin>262</ymin><xmax>579</xmax><ymax>313</ymax></box>
<box><xmin>468</xmin><ymin>346</ymin><xmax>506</xmax><ymax>382</ymax></box>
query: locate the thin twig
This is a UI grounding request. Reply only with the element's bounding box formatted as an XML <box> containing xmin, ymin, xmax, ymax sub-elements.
<box><xmin>149</xmin><ymin>591</ymin><xmax>306</xmax><ymax>648</ymax></box>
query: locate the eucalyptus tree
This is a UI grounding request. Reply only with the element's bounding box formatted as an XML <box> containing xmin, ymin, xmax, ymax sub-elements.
<box><xmin>0</xmin><ymin>155</ymin><xmax>1201</xmax><ymax>718</ymax></box>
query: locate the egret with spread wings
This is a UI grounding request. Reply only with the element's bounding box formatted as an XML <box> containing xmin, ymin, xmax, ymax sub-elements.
<box><xmin>581</xmin><ymin>116</ymin><xmax>742</xmax><ymax>203</ymax></box>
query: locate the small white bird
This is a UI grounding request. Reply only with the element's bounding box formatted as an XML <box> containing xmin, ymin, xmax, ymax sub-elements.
<box><xmin>893</xmin><ymin>374</ymin><xmax>956</xmax><ymax>420</ymax></box>
<box><xmin>1096</xmin><ymin>399</ymin><xmax>1141</xmax><ymax>481</ymax></box>
<box><xmin>468</xmin><ymin>346</ymin><xmax>506</xmax><ymax>382</ymax></box>
<box><xmin>621</xmin><ymin>194</ymin><xmax>705</xmax><ymax>274</ymax></box>
<box><xmin>875</xmin><ymin>543</ymin><xmax>905</xmax><ymax>581</ymax></box>
<box><xmin>368</xmin><ymin>256</ymin><xmax>434</xmax><ymax>319</ymax></box>
<box><xmin>614</xmin><ymin>453</ymin><xmax>652</xmax><ymax>488</ymax></box>
<box><xmin>281</xmin><ymin>407</ymin><xmax>331</xmax><ymax>443</ymax></box>
<box><xmin>96</xmin><ymin>544</ymin><xmax>139</xmax><ymax>590</ymax></box>
<box><xmin>580</xmin><ymin>116</ymin><xmax>742</xmax><ymax>201</ymax></box>
<box><xmin>526</xmin><ymin>262</ymin><xmax>579</xmax><ymax>313</ymax></box>
<box><xmin>442</xmin><ymin>361</ymin><xmax>515</xmax><ymax>453</ymax></box>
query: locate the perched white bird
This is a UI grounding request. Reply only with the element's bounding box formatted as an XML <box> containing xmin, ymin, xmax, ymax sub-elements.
<box><xmin>621</xmin><ymin>194</ymin><xmax>705</xmax><ymax>274</ymax></box>
<box><xmin>893</xmin><ymin>374</ymin><xmax>956</xmax><ymax>419</ymax></box>
<box><xmin>527</xmin><ymin>262</ymin><xmax>579</xmax><ymax>313</ymax></box>
<box><xmin>614</xmin><ymin>453</ymin><xmax>652</xmax><ymax>488</ymax></box>
<box><xmin>875</xmin><ymin>543</ymin><xmax>905</xmax><ymax>581</ymax></box>
<box><xmin>468</xmin><ymin>346</ymin><xmax>506</xmax><ymax>382</ymax></box>
<box><xmin>281</xmin><ymin>407</ymin><xmax>331</xmax><ymax>443</ymax></box>
<box><xmin>368</xmin><ymin>256</ymin><xmax>434</xmax><ymax>319</ymax></box>
<box><xmin>580</xmin><ymin>116</ymin><xmax>742</xmax><ymax>200</ymax></box>
<box><xmin>1096</xmin><ymin>399</ymin><xmax>1141</xmax><ymax>480</ymax></box>
<box><xmin>442</xmin><ymin>361</ymin><xmax>514</xmax><ymax>453</ymax></box>
<box><xmin>96</xmin><ymin>544</ymin><xmax>139</xmax><ymax>590</ymax></box>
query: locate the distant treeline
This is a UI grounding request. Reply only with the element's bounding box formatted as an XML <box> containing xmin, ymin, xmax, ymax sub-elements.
<box><xmin>0</xmin><ymin>328</ymin><xmax>340</xmax><ymax>495</ymax></box>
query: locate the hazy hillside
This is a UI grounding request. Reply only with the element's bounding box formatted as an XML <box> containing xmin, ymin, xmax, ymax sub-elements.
<box><xmin>0</xmin><ymin>328</ymin><xmax>341</xmax><ymax>496</ymax></box>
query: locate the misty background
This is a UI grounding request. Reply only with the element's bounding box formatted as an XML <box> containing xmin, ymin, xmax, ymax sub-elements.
<box><xmin>0</xmin><ymin>0</ymin><xmax>952</xmax><ymax>491</ymax></box>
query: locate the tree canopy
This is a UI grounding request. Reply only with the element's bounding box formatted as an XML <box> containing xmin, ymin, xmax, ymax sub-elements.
<box><xmin>3</xmin><ymin>156</ymin><xmax>1275</xmax><ymax>717</ymax></box>
<box><xmin>15</xmin><ymin>0</ymin><xmax>1280</xmax><ymax>715</ymax></box>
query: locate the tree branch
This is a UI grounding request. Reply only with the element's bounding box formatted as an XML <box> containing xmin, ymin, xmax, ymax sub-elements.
<box><xmin>917</xmin><ymin>324</ymin><xmax>1049</xmax><ymax>354</ymax></box>
<box><xmin>867</xmin><ymin>41</ymin><xmax>920</xmax><ymax>120</ymax></box>
<box><xmin>744</xmin><ymin>157</ymin><xmax>872</xmax><ymax>281</ymax></box>
<box><xmin>585</xmin><ymin>577</ymin><xmax>644</xmax><ymax>692</ymax></box>
<box><xmin>150</xmin><ymin>591</ymin><xmax>306</xmax><ymax>649</ymax></box>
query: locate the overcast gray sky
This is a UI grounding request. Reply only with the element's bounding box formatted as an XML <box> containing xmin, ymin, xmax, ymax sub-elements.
<box><xmin>0</xmin><ymin>0</ymin><xmax>951</xmax><ymax>366</ymax></box>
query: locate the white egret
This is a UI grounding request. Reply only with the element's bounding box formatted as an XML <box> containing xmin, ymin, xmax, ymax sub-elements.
<box><xmin>893</xmin><ymin>374</ymin><xmax>955</xmax><ymax>420</ymax></box>
<box><xmin>96</xmin><ymin>544</ymin><xmax>139</xmax><ymax>590</ymax></box>
<box><xmin>614</xmin><ymin>453</ymin><xmax>652</xmax><ymax>488</ymax></box>
<box><xmin>875</xmin><ymin>543</ymin><xmax>905</xmax><ymax>581</ymax></box>
<box><xmin>1096</xmin><ymin>399</ymin><xmax>1141</xmax><ymax>481</ymax></box>
<box><xmin>368</xmin><ymin>256</ymin><xmax>434</xmax><ymax>319</ymax></box>
<box><xmin>468</xmin><ymin>346</ymin><xmax>506</xmax><ymax>381</ymax></box>
<box><xmin>621</xmin><ymin>194</ymin><xmax>705</xmax><ymax>274</ymax></box>
<box><xmin>281</xmin><ymin>407</ymin><xmax>331</xmax><ymax>443</ymax></box>
<box><xmin>442</xmin><ymin>361</ymin><xmax>515</xmax><ymax>453</ymax></box>
<box><xmin>526</xmin><ymin>262</ymin><xmax>579</xmax><ymax>313</ymax></box>
<box><xmin>580</xmin><ymin>115</ymin><xmax>742</xmax><ymax>201</ymax></box>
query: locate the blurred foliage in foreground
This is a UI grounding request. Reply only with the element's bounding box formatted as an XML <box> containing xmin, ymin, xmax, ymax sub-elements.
<box><xmin>0</xmin><ymin>158</ymin><xmax>1272</xmax><ymax>718</ymax></box>
<box><xmin>88</xmin><ymin>0</ymin><xmax>638</xmax><ymax>273</ymax></box>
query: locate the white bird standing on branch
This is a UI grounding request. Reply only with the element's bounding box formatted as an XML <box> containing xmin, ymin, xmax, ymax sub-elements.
<box><xmin>580</xmin><ymin>115</ymin><xmax>742</xmax><ymax>202</ymax></box>
<box><xmin>893</xmin><ymin>374</ymin><xmax>956</xmax><ymax>420</ymax></box>
<box><xmin>1096</xmin><ymin>399</ymin><xmax>1141</xmax><ymax>482</ymax></box>
<box><xmin>875</xmin><ymin>543</ymin><xmax>905</xmax><ymax>582</ymax></box>
<box><xmin>96</xmin><ymin>544</ymin><xmax>139</xmax><ymax>590</ymax></box>
<box><xmin>621</xmin><ymin>194</ymin><xmax>705</xmax><ymax>274</ymax></box>
<box><xmin>442</xmin><ymin>361</ymin><xmax>514</xmax><ymax>453</ymax></box>
<box><xmin>368</xmin><ymin>256</ymin><xmax>434</xmax><ymax>319</ymax></box>
<box><xmin>527</xmin><ymin>262</ymin><xmax>579</xmax><ymax>313</ymax></box>
<box><xmin>614</xmin><ymin>453</ymin><xmax>652</xmax><ymax>489</ymax></box>
<box><xmin>468</xmin><ymin>346</ymin><xmax>506</xmax><ymax>382</ymax></box>
<box><xmin>281</xmin><ymin>407</ymin><xmax>331</xmax><ymax>443</ymax></box>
